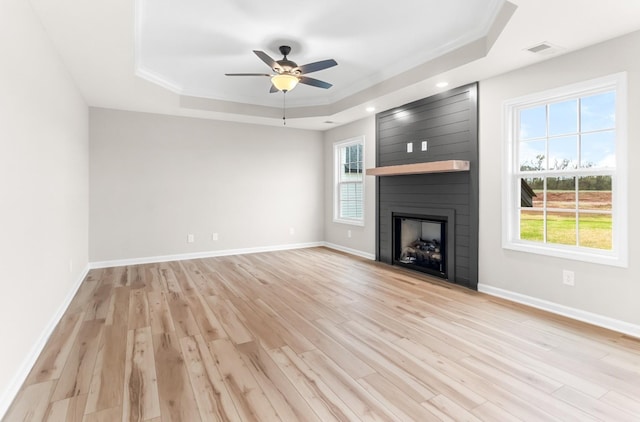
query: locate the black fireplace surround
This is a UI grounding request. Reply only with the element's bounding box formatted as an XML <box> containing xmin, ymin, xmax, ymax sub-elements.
<box><xmin>375</xmin><ymin>83</ymin><xmax>478</xmax><ymax>289</ymax></box>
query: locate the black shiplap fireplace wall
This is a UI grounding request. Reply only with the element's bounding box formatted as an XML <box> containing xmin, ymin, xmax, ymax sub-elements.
<box><xmin>375</xmin><ymin>83</ymin><xmax>479</xmax><ymax>289</ymax></box>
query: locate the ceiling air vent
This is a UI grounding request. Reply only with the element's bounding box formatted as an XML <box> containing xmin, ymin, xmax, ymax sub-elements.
<box><xmin>526</xmin><ymin>41</ymin><xmax>563</xmax><ymax>56</ymax></box>
<box><xmin>528</xmin><ymin>43</ymin><xmax>551</xmax><ymax>53</ymax></box>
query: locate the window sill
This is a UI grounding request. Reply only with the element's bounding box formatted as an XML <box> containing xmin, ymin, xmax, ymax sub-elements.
<box><xmin>502</xmin><ymin>240</ymin><xmax>627</xmax><ymax>268</ymax></box>
<box><xmin>333</xmin><ymin>218</ymin><xmax>365</xmax><ymax>227</ymax></box>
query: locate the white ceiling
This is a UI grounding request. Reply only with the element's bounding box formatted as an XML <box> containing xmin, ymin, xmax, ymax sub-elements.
<box><xmin>30</xmin><ymin>0</ymin><xmax>640</xmax><ymax>130</ymax></box>
<box><xmin>135</xmin><ymin>0</ymin><xmax>503</xmax><ymax>107</ymax></box>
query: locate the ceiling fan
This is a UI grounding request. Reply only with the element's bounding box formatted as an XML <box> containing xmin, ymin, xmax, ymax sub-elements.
<box><xmin>225</xmin><ymin>45</ymin><xmax>337</xmax><ymax>93</ymax></box>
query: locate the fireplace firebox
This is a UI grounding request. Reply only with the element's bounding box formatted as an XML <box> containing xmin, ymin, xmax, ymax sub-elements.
<box><xmin>393</xmin><ymin>214</ymin><xmax>447</xmax><ymax>279</ymax></box>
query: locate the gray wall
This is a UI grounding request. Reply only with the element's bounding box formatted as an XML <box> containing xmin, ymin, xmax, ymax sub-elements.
<box><xmin>0</xmin><ymin>0</ymin><xmax>89</xmax><ymax>412</ymax></box>
<box><xmin>323</xmin><ymin>116</ymin><xmax>376</xmax><ymax>258</ymax></box>
<box><xmin>90</xmin><ymin>108</ymin><xmax>324</xmax><ymax>262</ymax></box>
<box><xmin>376</xmin><ymin>84</ymin><xmax>479</xmax><ymax>288</ymax></box>
<box><xmin>479</xmin><ymin>30</ymin><xmax>640</xmax><ymax>327</ymax></box>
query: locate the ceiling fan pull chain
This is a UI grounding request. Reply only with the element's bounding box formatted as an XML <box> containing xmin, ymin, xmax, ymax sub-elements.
<box><xmin>283</xmin><ymin>92</ymin><xmax>287</xmax><ymax>126</ymax></box>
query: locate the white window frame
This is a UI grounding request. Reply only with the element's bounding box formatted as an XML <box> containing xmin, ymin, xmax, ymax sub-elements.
<box><xmin>333</xmin><ymin>136</ymin><xmax>365</xmax><ymax>226</ymax></box>
<box><xmin>502</xmin><ymin>73</ymin><xmax>628</xmax><ymax>267</ymax></box>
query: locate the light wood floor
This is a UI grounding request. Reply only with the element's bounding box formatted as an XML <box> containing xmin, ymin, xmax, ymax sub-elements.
<box><xmin>5</xmin><ymin>247</ymin><xmax>640</xmax><ymax>421</ymax></box>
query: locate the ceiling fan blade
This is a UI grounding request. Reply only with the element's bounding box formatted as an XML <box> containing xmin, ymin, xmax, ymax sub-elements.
<box><xmin>253</xmin><ymin>50</ymin><xmax>281</xmax><ymax>71</ymax></box>
<box><xmin>225</xmin><ymin>73</ymin><xmax>271</xmax><ymax>77</ymax></box>
<box><xmin>298</xmin><ymin>76</ymin><xmax>333</xmax><ymax>89</ymax></box>
<box><xmin>269</xmin><ymin>84</ymin><xmax>278</xmax><ymax>93</ymax></box>
<box><xmin>296</xmin><ymin>59</ymin><xmax>337</xmax><ymax>74</ymax></box>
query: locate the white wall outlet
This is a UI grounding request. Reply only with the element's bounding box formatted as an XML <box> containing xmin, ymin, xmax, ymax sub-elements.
<box><xmin>289</xmin><ymin>227</ymin><xmax>295</xmax><ymax>235</ymax></box>
<box><xmin>421</xmin><ymin>140</ymin><xmax>428</xmax><ymax>151</ymax></box>
<box><xmin>562</xmin><ymin>270</ymin><xmax>575</xmax><ymax>286</ymax></box>
<box><xmin>212</xmin><ymin>232</ymin><xmax>219</xmax><ymax>241</ymax></box>
<box><xmin>187</xmin><ymin>234</ymin><xmax>194</xmax><ymax>243</ymax></box>
<box><xmin>347</xmin><ymin>230</ymin><xmax>352</xmax><ymax>238</ymax></box>
<box><xmin>406</xmin><ymin>142</ymin><xmax>413</xmax><ymax>153</ymax></box>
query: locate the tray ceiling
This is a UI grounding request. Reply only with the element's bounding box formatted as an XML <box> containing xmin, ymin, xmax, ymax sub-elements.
<box><xmin>135</xmin><ymin>0</ymin><xmax>503</xmax><ymax>108</ymax></box>
<box><xmin>28</xmin><ymin>0</ymin><xmax>640</xmax><ymax>129</ymax></box>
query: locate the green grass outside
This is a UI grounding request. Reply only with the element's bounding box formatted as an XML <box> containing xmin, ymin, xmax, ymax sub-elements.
<box><xmin>520</xmin><ymin>212</ymin><xmax>612</xmax><ymax>250</ymax></box>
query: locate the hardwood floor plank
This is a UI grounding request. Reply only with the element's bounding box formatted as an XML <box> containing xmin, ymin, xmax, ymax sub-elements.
<box><xmin>8</xmin><ymin>248</ymin><xmax>640</xmax><ymax>421</ymax></box>
<box><xmin>601</xmin><ymin>350</ymin><xmax>640</xmax><ymax>375</ymax></box>
<box><xmin>208</xmin><ymin>338</ymin><xmax>281</xmax><ymax>421</ymax></box>
<box><xmin>226</xmin><ymin>297</ymin><xmax>287</xmax><ymax>350</ymax></box>
<box><xmin>237</xmin><ymin>341</ymin><xmax>319</xmax><ymax>422</ymax></box>
<box><xmin>252</xmin><ymin>291</ymin><xmax>376</xmax><ymax>379</ymax></box>
<box><xmin>204</xmin><ymin>295</ymin><xmax>254</xmax><ymax>346</ymax></box>
<box><xmin>85</xmin><ymin>324</ymin><xmax>128</xmax><ymax>414</ymax></box>
<box><xmin>43</xmin><ymin>399</ymin><xmax>69</xmax><ymax>422</ymax></box>
<box><xmin>25</xmin><ymin>311</ymin><xmax>85</xmax><ymax>384</ymax></box>
<box><xmin>401</xmin><ymin>315</ymin><xmax>563</xmax><ymax>395</ymax></box>
<box><xmin>183</xmin><ymin>293</ymin><xmax>227</xmax><ymax>342</ymax></box>
<box><xmin>599</xmin><ymin>390</ymin><xmax>640</xmax><ymax>417</ymax></box>
<box><xmin>252</xmin><ymin>298</ymin><xmax>316</xmax><ymax>354</ymax></box>
<box><xmin>127</xmin><ymin>288</ymin><xmax>150</xmax><ymax>330</ymax></box>
<box><xmin>553</xmin><ymin>385</ymin><xmax>639</xmax><ymax>422</ymax></box>
<box><xmin>455</xmin><ymin>315</ymin><xmax>554</xmax><ymax>355</ymax></box>
<box><xmin>348</xmin><ymin>305</ymin><xmax>470</xmax><ymax>361</ymax></box>
<box><xmin>424</xmin><ymin>314</ymin><xmax>609</xmax><ymax>399</ymax></box>
<box><xmin>167</xmin><ymin>294</ymin><xmax>201</xmax><ymax>338</ymax></box>
<box><xmin>471</xmin><ymin>401</ymin><xmax>523</xmax><ymax>422</ymax></box>
<box><xmin>213</xmin><ymin>258</ymin><xmax>264</xmax><ymax>301</ymax></box>
<box><xmin>105</xmin><ymin>286</ymin><xmax>130</xmax><ymax>328</ymax></box>
<box><xmin>280</xmin><ymin>282</ymin><xmax>349</xmax><ymax>325</ymax></box>
<box><xmin>66</xmin><ymin>278</ymin><xmax>99</xmax><ymax>314</ymax></box>
<box><xmin>180</xmin><ymin>335</ymin><xmax>242</xmax><ymax>422</ymax></box>
<box><xmin>158</xmin><ymin>263</ymin><xmax>182</xmax><ymax>294</ymax></box>
<box><xmin>423</xmin><ymin>394</ymin><xmax>483</xmax><ymax>422</ymax></box>
<box><xmin>4</xmin><ymin>380</ymin><xmax>56</xmax><ymax>421</ymax></box>
<box><xmin>147</xmin><ymin>290</ymin><xmax>176</xmax><ymax>335</ymax></box>
<box><xmin>178</xmin><ymin>260</ymin><xmax>219</xmax><ymax>297</ymax></box>
<box><xmin>83</xmin><ymin>406</ymin><xmax>122</xmax><ymax>422</ymax></box>
<box><xmin>299</xmin><ymin>349</ymin><xmax>399</xmax><ymax>421</ymax></box>
<box><xmin>152</xmin><ymin>332</ymin><xmax>201</xmax><ymax>421</ymax></box>
<box><xmin>51</xmin><ymin>319</ymin><xmax>104</xmax><ymax>401</ymax></box>
<box><xmin>343</xmin><ymin>319</ymin><xmax>486</xmax><ymax>411</ymax></box>
<box><xmin>313</xmin><ymin>318</ymin><xmax>436</xmax><ymax>403</ymax></box>
<box><xmin>142</xmin><ymin>265</ymin><xmax>163</xmax><ymax>293</ymax></box>
<box><xmin>199</xmin><ymin>260</ymin><xmax>251</xmax><ymax>301</ymax></box>
<box><xmin>268</xmin><ymin>346</ymin><xmax>359</xmax><ymax>421</ymax></box>
<box><xmin>44</xmin><ymin>394</ymin><xmax>87</xmax><ymax>422</ymax></box>
<box><xmin>458</xmin><ymin>356</ymin><xmax>598</xmax><ymax>421</ymax></box>
<box><xmin>84</xmin><ymin>283</ymin><xmax>113</xmax><ymax>322</ymax></box>
<box><xmin>122</xmin><ymin>327</ymin><xmax>160</xmax><ymax>422</ymax></box>
<box><xmin>357</xmin><ymin>372</ymin><xmax>442</xmax><ymax>422</ymax></box>
<box><xmin>167</xmin><ymin>261</ymin><xmax>199</xmax><ymax>296</ymax></box>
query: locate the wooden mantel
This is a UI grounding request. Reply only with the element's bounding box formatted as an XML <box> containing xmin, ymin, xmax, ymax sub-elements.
<box><xmin>366</xmin><ymin>160</ymin><xmax>470</xmax><ymax>176</ymax></box>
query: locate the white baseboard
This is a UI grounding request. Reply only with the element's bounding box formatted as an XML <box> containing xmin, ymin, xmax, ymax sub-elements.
<box><xmin>478</xmin><ymin>284</ymin><xmax>640</xmax><ymax>339</ymax></box>
<box><xmin>0</xmin><ymin>264</ymin><xmax>90</xmax><ymax>420</ymax></box>
<box><xmin>323</xmin><ymin>242</ymin><xmax>376</xmax><ymax>260</ymax></box>
<box><xmin>89</xmin><ymin>242</ymin><xmax>326</xmax><ymax>269</ymax></box>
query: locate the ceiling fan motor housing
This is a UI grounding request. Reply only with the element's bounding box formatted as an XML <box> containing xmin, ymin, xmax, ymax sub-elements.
<box><xmin>276</xmin><ymin>46</ymin><xmax>298</xmax><ymax>74</ymax></box>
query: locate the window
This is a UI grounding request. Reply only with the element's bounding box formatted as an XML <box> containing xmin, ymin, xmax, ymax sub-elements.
<box><xmin>334</xmin><ymin>137</ymin><xmax>364</xmax><ymax>225</ymax></box>
<box><xmin>503</xmin><ymin>73</ymin><xmax>627</xmax><ymax>266</ymax></box>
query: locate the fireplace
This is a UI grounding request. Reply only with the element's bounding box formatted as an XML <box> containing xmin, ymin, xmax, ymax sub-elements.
<box><xmin>374</xmin><ymin>83</ymin><xmax>478</xmax><ymax>288</ymax></box>
<box><xmin>393</xmin><ymin>213</ymin><xmax>448</xmax><ymax>279</ymax></box>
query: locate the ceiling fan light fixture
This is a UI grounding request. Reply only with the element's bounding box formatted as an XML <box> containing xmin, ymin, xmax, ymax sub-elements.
<box><xmin>271</xmin><ymin>74</ymin><xmax>299</xmax><ymax>92</ymax></box>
